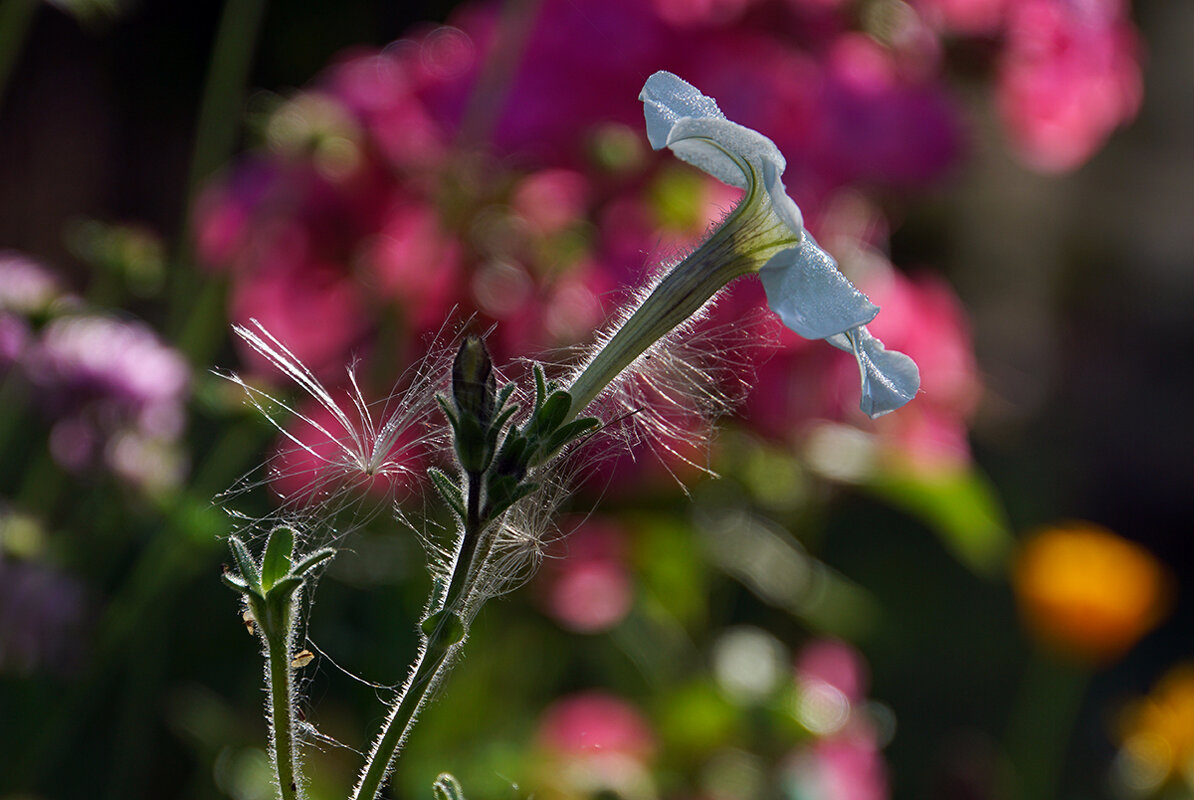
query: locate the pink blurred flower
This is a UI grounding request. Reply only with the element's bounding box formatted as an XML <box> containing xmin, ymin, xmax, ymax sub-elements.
<box><xmin>327</xmin><ymin>45</ymin><xmax>458</xmax><ymax>173</ymax></box>
<box><xmin>784</xmin><ymin>736</ymin><xmax>889</xmax><ymax>800</ymax></box>
<box><xmin>19</xmin><ymin>313</ymin><xmax>190</xmax><ymax>488</ymax></box>
<box><xmin>811</xmin><ymin>33</ymin><xmax>963</xmax><ymax>188</ymax></box>
<box><xmin>511</xmin><ymin>169</ymin><xmax>591</xmax><ymax>235</ymax></box>
<box><xmin>362</xmin><ymin>199</ymin><xmax>464</xmax><ymax>330</ymax></box>
<box><xmin>651</xmin><ymin>0</ymin><xmax>758</xmax><ymax>27</ymax></box>
<box><xmin>537</xmin><ymin>517</ymin><xmax>634</xmax><ymax>633</ymax></box>
<box><xmin>534</xmin><ymin>691</ymin><xmax>657</xmax><ymax>799</ymax></box>
<box><xmin>862</xmin><ymin>268</ymin><xmax>981</xmax><ymax>473</ymax></box>
<box><xmin>788</xmin><ymin>639</ymin><xmax>889</xmax><ymax>800</ymax></box>
<box><xmin>453</xmin><ymin>0</ymin><xmax>673</xmax><ymax>165</ymax></box>
<box><xmin>916</xmin><ymin>0</ymin><xmax>1009</xmax><ymax>35</ymax></box>
<box><xmin>536</xmin><ymin>691</ymin><xmax>656</xmax><ymax>759</ymax></box>
<box><xmin>0</xmin><ymin>252</ymin><xmax>66</xmax><ymax>313</ymax></box>
<box><xmin>0</xmin><ymin>315</ymin><xmax>28</xmax><ymax>367</ymax></box>
<box><xmin>997</xmin><ymin>0</ymin><xmax>1142</xmax><ymax>172</ymax></box>
<box><xmin>796</xmin><ymin>638</ymin><xmax>870</xmax><ymax>703</ymax></box>
<box><xmin>193</xmin><ymin>162</ymin><xmax>278</xmax><ymax>270</ymax></box>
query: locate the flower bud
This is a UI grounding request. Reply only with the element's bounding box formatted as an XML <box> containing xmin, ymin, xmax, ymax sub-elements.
<box><xmin>452</xmin><ymin>336</ymin><xmax>495</xmax><ymax>426</ymax></box>
<box><xmin>451</xmin><ymin>336</ymin><xmax>497</xmax><ymax>474</ymax></box>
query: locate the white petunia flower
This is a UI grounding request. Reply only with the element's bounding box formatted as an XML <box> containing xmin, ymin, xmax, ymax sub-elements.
<box><xmin>639</xmin><ymin>70</ymin><xmax>919</xmax><ymax>417</ymax></box>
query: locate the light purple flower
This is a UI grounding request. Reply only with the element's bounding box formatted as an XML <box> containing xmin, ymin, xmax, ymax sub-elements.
<box><xmin>22</xmin><ymin>314</ymin><xmax>191</xmax><ymax>487</ymax></box>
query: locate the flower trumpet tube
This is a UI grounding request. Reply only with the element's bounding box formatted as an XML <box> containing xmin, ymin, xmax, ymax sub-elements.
<box><xmin>567</xmin><ymin>71</ymin><xmax>919</xmax><ymax>420</ymax></box>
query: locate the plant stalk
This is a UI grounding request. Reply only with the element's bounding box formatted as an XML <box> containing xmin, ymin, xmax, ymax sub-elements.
<box><xmin>264</xmin><ymin>604</ymin><xmax>301</xmax><ymax>800</ymax></box>
<box><xmin>352</xmin><ymin>472</ymin><xmax>490</xmax><ymax>800</ymax></box>
<box><xmin>565</xmin><ymin>168</ymin><xmax>794</xmax><ymax>418</ymax></box>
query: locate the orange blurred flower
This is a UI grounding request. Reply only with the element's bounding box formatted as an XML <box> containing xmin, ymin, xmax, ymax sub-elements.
<box><xmin>1012</xmin><ymin>522</ymin><xmax>1170</xmax><ymax>664</ymax></box>
<box><xmin>1116</xmin><ymin>664</ymin><xmax>1194</xmax><ymax>795</ymax></box>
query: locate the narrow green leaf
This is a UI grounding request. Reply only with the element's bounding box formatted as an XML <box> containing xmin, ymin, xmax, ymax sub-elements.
<box><xmin>533</xmin><ymin>364</ymin><xmax>547</xmax><ymax>408</ymax></box>
<box><xmin>228</xmin><ymin>536</ymin><xmax>260</xmax><ymax>588</ymax></box>
<box><xmin>544</xmin><ymin>415</ymin><xmax>600</xmax><ymax>454</ymax></box>
<box><xmin>261</xmin><ymin>526</ymin><xmax>295</xmax><ymax>591</ymax></box>
<box><xmin>268</xmin><ymin>575</ymin><xmax>304</xmax><ymax>602</ymax></box>
<box><xmin>491</xmin><ymin>403</ymin><xmax>519</xmax><ymax>433</ymax></box>
<box><xmin>293</xmin><ymin>547</ymin><xmax>335</xmax><ymax>576</ymax></box>
<box><xmin>220</xmin><ymin>571</ymin><xmax>252</xmax><ymax>594</ymax></box>
<box><xmin>495</xmin><ymin>382</ymin><xmax>517</xmax><ymax>409</ymax></box>
<box><xmin>437</xmin><ymin>394</ymin><xmax>460</xmax><ymax>429</ymax></box>
<box><xmin>429</xmin><ymin>467</ymin><xmax>467</xmax><ymax>520</ymax></box>
<box><xmin>533</xmin><ymin>390</ymin><xmax>572</xmax><ymax>435</ymax></box>
<box><xmin>484</xmin><ymin>480</ymin><xmax>539</xmax><ymax>520</ymax></box>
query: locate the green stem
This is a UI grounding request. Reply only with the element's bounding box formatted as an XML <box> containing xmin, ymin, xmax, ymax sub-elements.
<box><xmin>565</xmin><ymin>166</ymin><xmax>794</xmax><ymax>418</ymax></box>
<box><xmin>265</xmin><ymin>617</ymin><xmax>300</xmax><ymax>800</ymax></box>
<box><xmin>435</xmin><ymin>471</ymin><xmax>485</xmax><ymax>616</ymax></box>
<box><xmin>352</xmin><ymin>625</ymin><xmax>461</xmax><ymax>800</ymax></box>
<box><xmin>353</xmin><ymin>477</ymin><xmax>492</xmax><ymax>800</ymax></box>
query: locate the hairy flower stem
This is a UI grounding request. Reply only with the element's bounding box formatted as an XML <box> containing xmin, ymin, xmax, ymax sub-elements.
<box><xmin>351</xmin><ymin>625</ymin><xmax>461</xmax><ymax>800</ymax></box>
<box><xmin>265</xmin><ymin>620</ymin><xmax>301</xmax><ymax>800</ymax></box>
<box><xmin>353</xmin><ymin>472</ymin><xmax>492</xmax><ymax>800</ymax></box>
<box><xmin>565</xmin><ymin>166</ymin><xmax>795</xmax><ymax>418</ymax></box>
<box><xmin>441</xmin><ymin>471</ymin><xmax>486</xmax><ymax>615</ymax></box>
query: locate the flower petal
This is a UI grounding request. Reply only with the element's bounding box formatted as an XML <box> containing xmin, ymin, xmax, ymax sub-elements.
<box><xmin>639</xmin><ymin>70</ymin><xmax>919</xmax><ymax>418</ymax></box>
<box><xmin>761</xmin><ymin>159</ymin><xmax>803</xmax><ymax>237</ymax></box>
<box><xmin>640</xmin><ymin>71</ymin><xmax>727</xmax><ymax>150</ymax></box>
<box><xmin>828</xmin><ymin>327</ymin><xmax>921</xmax><ymax>418</ymax></box>
<box><xmin>758</xmin><ymin>234</ymin><xmax>879</xmax><ymax>340</ymax></box>
<box><xmin>641</xmin><ymin>71</ymin><xmax>802</xmax><ymax>235</ymax></box>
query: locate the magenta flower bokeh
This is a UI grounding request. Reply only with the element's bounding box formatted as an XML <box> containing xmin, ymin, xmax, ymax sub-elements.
<box><xmin>195</xmin><ymin>0</ymin><xmax>1142</xmax><ymax>500</ymax></box>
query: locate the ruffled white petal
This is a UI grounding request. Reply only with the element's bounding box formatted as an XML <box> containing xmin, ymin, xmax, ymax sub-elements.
<box><xmin>641</xmin><ymin>72</ymin><xmax>801</xmax><ymax>235</ymax></box>
<box><xmin>640</xmin><ymin>70</ymin><xmax>919</xmax><ymax>416</ymax></box>
<box><xmin>758</xmin><ymin>234</ymin><xmax>878</xmax><ymax>339</ymax></box>
<box><xmin>641</xmin><ymin>70</ymin><xmax>727</xmax><ymax>150</ymax></box>
<box><xmin>828</xmin><ymin>328</ymin><xmax>921</xmax><ymax>418</ymax></box>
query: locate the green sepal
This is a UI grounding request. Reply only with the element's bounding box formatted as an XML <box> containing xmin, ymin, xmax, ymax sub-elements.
<box><xmin>533</xmin><ymin>364</ymin><xmax>548</xmax><ymax>408</ymax></box>
<box><xmin>220</xmin><ymin>570</ymin><xmax>253</xmax><ymax>595</ymax></box>
<box><xmin>543</xmin><ymin>415</ymin><xmax>601</xmax><ymax>455</ymax></box>
<box><xmin>432</xmin><ymin>773</ymin><xmax>466</xmax><ymax>800</ymax></box>
<box><xmin>428</xmin><ymin>467</ymin><xmax>466</xmax><ymax>520</ymax></box>
<box><xmin>491</xmin><ymin>427</ymin><xmax>531</xmax><ymax>481</ymax></box>
<box><xmin>495</xmin><ymin>382</ymin><xmax>517</xmax><ymax>410</ymax></box>
<box><xmin>292</xmin><ymin>547</ymin><xmax>335</xmax><ymax>577</ymax></box>
<box><xmin>483</xmin><ymin>480</ymin><xmax>539</xmax><ymax>521</ymax></box>
<box><xmin>228</xmin><ymin>536</ymin><xmax>260</xmax><ymax>589</ymax></box>
<box><xmin>272</xmin><ymin>580</ymin><xmax>305</xmax><ymax>599</ymax></box>
<box><xmin>436</xmin><ymin>394</ymin><xmax>459</xmax><ymax>429</ymax></box>
<box><xmin>488</xmin><ymin>403</ymin><xmax>519</xmax><ymax>444</ymax></box>
<box><xmin>260</xmin><ymin>526</ymin><xmax>295</xmax><ymax>591</ymax></box>
<box><xmin>531</xmin><ymin>390</ymin><xmax>572</xmax><ymax>437</ymax></box>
